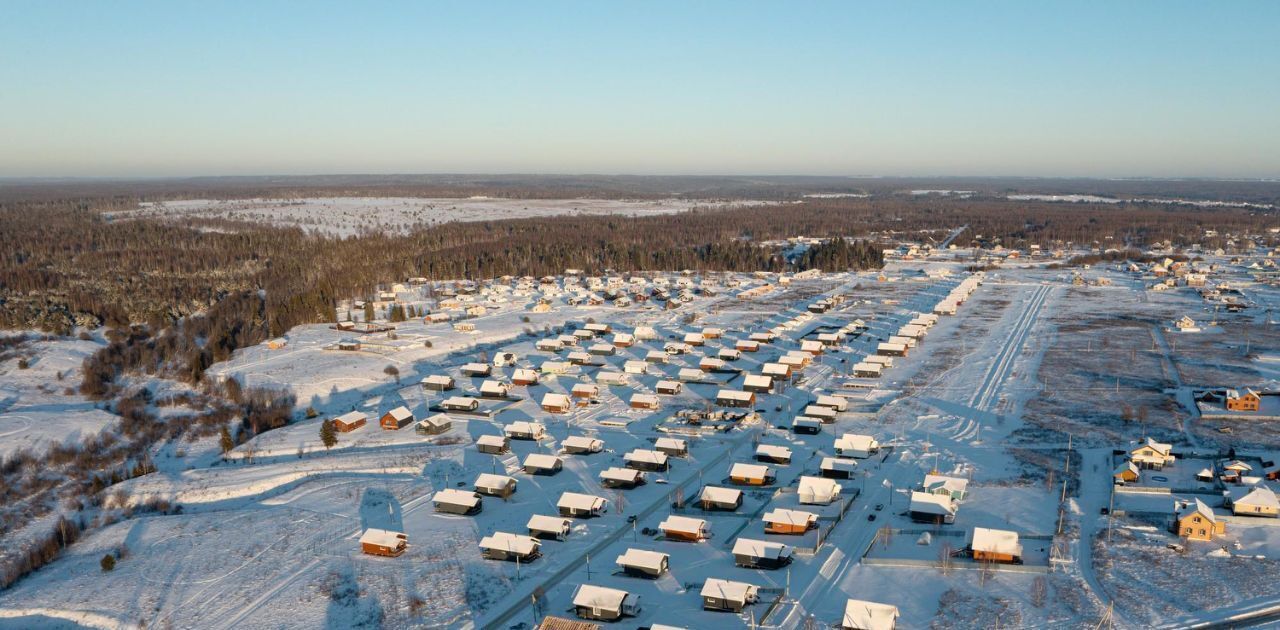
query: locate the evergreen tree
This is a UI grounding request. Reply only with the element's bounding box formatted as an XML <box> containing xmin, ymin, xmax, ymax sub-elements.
<box><xmin>219</xmin><ymin>425</ymin><xmax>234</xmax><ymax>455</ymax></box>
<box><xmin>363</xmin><ymin>302</ymin><xmax>375</xmax><ymax>322</ymax></box>
<box><xmin>320</xmin><ymin>419</ymin><xmax>337</xmax><ymax>450</ymax></box>
<box><xmin>100</xmin><ymin>554</ymin><xmax>115</xmax><ymax>572</ymax></box>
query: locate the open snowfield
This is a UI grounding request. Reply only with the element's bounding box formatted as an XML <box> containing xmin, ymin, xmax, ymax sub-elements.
<box><xmin>108</xmin><ymin>197</ymin><xmax>764</xmax><ymax>236</ymax></box>
<box><xmin>0</xmin><ymin>333</ymin><xmax>117</xmax><ymax>458</ymax></box>
<box><xmin>6</xmin><ymin>252</ymin><xmax>1280</xmax><ymax>629</ymax></box>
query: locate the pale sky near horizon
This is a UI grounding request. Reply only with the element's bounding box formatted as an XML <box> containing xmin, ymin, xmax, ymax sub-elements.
<box><xmin>1</xmin><ymin>1</ymin><xmax>1277</xmax><ymax>179</ymax></box>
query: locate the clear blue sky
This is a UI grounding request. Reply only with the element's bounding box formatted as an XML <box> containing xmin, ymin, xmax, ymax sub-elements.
<box><xmin>1</xmin><ymin>1</ymin><xmax>1277</xmax><ymax>178</ymax></box>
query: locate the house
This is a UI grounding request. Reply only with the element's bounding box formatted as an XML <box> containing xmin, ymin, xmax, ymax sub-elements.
<box><xmin>1173</xmin><ymin>499</ymin><xmax>1226</xmax><ymax>541</ymax></box>
<box><xmin>336</xmin><ymin>338</ymin><xmax>361</xmax><ymax>351</ymax></box>
<box><xmin>1130</xmin><ymin>438</ymin><xmax>1176</xmax><ymax>470</ymax></box>
<box><xmin>438</xmin><ymin>395</ymin><xmax>479</xmax><ymax>413</ymax></box>
<box><xmin>922</xmin><ymin>474</ymin><xmax>969</xmax><ymax>500</ymax></box>
<box><xmin>415</xmin><ymin>414</ymin><xmax>452</xmax><ymax>435</ymax></box>
<box><xmin>853</xmin><ymin>362</ymin><xmax>883</xmax><ymax>378</ymax></box>
<box><xmin>644</xmin><ymin>350</ymin><xmax>668</xmax><ymax>364</ymax></box>
<box><xmin>615</xmin><ymin>549</ymin><xmax>669</xmax><ymax>578</ymax></box>
<box><xmin>730</xmin><ymin>463</ymin><xmax>775</xmax><ymax>486</ymax></box>
<box><xmin>658</xmin><ymin>515</ymin><xmax>709</xmax><ymax>542</ymax></box>
<box><xmin>654</xmin><ymin>437</ymin><xmax>688</xmax><ymax>457</ymax></box>
<box><xmin>612</xmin><ymin>332</ymin><xmax>635</xmax><ymax>347</ymax></box>
<box><xmin>763</xmin><ymin>508</ymin><xmax>818</xmax><ymax>535</ymax></box>
<box><xmin>743</xmin><ymin>374</ymin><xmax>774</xmax><ymax>394</ymax></box>
<box><xmin>877</xmin><ymin>342</ymin><xmax>907</xmax><ymax>357</ymax></box>
<box><xmin>461</xmin><ymin>362</ymin><xmax>492</xmax><ymax>377</ymax></box>
<box><xmin>630</xmin><ymin>393</ymin><xmax>660</xmax><ymax>410</ymax></box>
<box><xmin>834</xmin><ymin>434</ymin><xmax>879</xmax><ymax>459</ymax></box>
<box><xmin>800</xmin><ymin>340</ymin><xmax>824</xmax><ymax>355</ymax></box>
<box><xmin>570</xmin><ymin>383</ymin><xmax>598</xmax><ymax>401</ymax></box>
<box><xmin>421</xmin><ymin>374</ymin><xmax>456</xmax><ymax>391</ymax></box>
<box><xmin>624</xmin><ymin>449</ymin><xmax>669</xmax><ymax>472</ymax></box>
<box><xmin>433</xmin><ymin>488</ymin><xmax>482</xmax><ymax>515</ymax></box>
<box><xmin>558</xmin><ymin>492</ymin><xmax>608</xmax><ymax>518</ymax></box>
<box><xmin>568</xmin><ymin>351</ymin><xmax>596</xmax><ymax>366</ymax></box>
<box><xmin>527</xmin><ymin>514</ymin><xmax>572</xmax><ymax>541</ymax></box>
<box><xmin>599</xmin><ymin>467</ymin><xmax>647</xmax><ymax>489</ymax></box>
<box><xmin>588</xmin><ymin>343</ymin><xmax>616</xmax><ymax>357</ymax></box>
<box><xmin>700</xmin><ymin>357</ymin><xmax>728</xmax><ymax>372</ymax></box>
<box><xmin>814</xmin><ymin>395</ymin><xmax>849</xmax><ymax>412</ymax></box>
<box><xmin>476</xmin><ymin>434</ymin><xmax>509</xmax><ymax>455</ymax></box>
<box><xmin>1174</xmin><ymin>315</ymin><xmax>1199</xmax><ymax>332</ymax></box>
<box><xmin>359</xmin><ymin>528</ymin><xmax>407</xmax><ymax>557</ymax></box>
<box><xmin>541</xmin><ymin>361</ymin><xmax>571</xmax><ymax>375</ymax></box>
<box><xmin>842</xmin><ymin>599</ymin><xmax>900</xmax><ymax>630</ymax></box>
<box><xmin>718</xmin><ymin>348</ymin><xmax>741</xmax><ymax>361</ymax></box>
<box><xmin>523</xmin><ymin>453</ymin><xmax>563</xmax><ymax>476</ymax></box>
<box><xmin>803</xmin><ymin>405</ymin><xmax>837</xmax><ymax>423</ymax></box>
<box><xmin>699</xmin><ymin>486</ymin><xmax>743</xmax><ymax>511</ymax></box>
<box><xmin>504</xmin><ymin>421</ymin><xmax>547</xmax><ymax>441</ymax></box>
<box><xmin>1113</xmin><ymin>462</ymin><xmax>1140</xmax><ymax>485</ymax></box>
<box><xmin>701</xmin><ymin>578</ymin><xmax>758</xmax><ymax>613</ymax></box>
<box><xmin>623</xmin><ymin>360</ymin><xmax>648</xmax><ymax>375</ymax></box>
<box><xmin>716</xmin><ymin>389</ymin><xmax>756</xmax><ymax>408</ymax></box>
<box><xmin>755</xmin><ymin>444</ymin><xmax>793</xmax><ymax>465</ymax></box>
<box><xmin>677</xmin><ymin>368</ymin><xmax>706</xmax><ymax>382</ymax></box>
<box><xmin>535</xmin><ymin>338</ymin><xmax>564</xmax><ymax>353</ymax></box>
<box><xmin>1196</xmin><ymin>467</ymin><xmax>1216</xmax><ymax>483</ymax></box>
<box><xmin>762</xmin><ymin>362</ymin><xmax>792</xmax><ymax>380</ymax></box>
<box><xmin>794</xmin><ymin>416</ymin><xmax>824</xmax><ymax>435</ymax></box>
<box><xmin>380</xmin><ymin>406</ymin><xmax>414</xmax><ymax>430</ymax></box>
<box><xmin>684</xmin><ymin>332</ymin><xmax>706</xmax><ymax>346</ymax></box>
<box><xmin>968</xmin><ymin>527</ymin><xmax>1022</xmax><ymax>564</ymax></box>
<box><xmin>479</xmin><ymin>380</ymin><xmax>511</xmax><ymax>399</ymax></box>
<box><xmin>909</xmin><ymin>492</ymin><xmax>957</xmax><ymax>524</ymax></box>
<box><xmin>1226</xmin><ymin>388</ymin><xmax>1262</xmax><ymax>412</ymax></box>
<box><xmin>475</xmin><ymin>473</ymin><xmax>518</xmax><ymax>498</ymax></box>
<box><xmin>479</xmin><ymin>532</ymin><xmax>541</xmax><ymax>562</ymax></box>
<box><xmin>333</xmin><ymin>411</ymin><xmax>367</xmax><ymax>433</ymax></box>
<box><xmin>656</xmin><ymin>380</ymin><xmax>682</xmax><ymax>395</ymax></box>
<box><xmin>732</xmin><ymin>538</ymin><xmax>793</xmax><ymax>570</ymax></box>
<box><xmin>542</xmin><ymin>393</ymin><xmax>573</xmax><ymax>414</ymax></box>
<box><xmin>798</xmin><ymin>476</ymin><xmax>841</xmax><ymax>505</ymax></box>
<box><xmin>571</xmin><ymin>584</ymin><xmax>640</xmax><ymax>622</ymax></box>
<box><xmin>1225</xmin><ymin>486</ymin><xmax>1280</xmax><ymax>518</ymax></box>
<box><xmin>512</xmin><ymin>368</ymin><xmax>540</xmax><ymax>386</ymax></box>
<box><xmin>821</xmin><ymin>457</ymin><xmax>858</xmax><ymax>479</ymax></box>
<box><xmin>562</xmin><ymin>435</ymin><xmax>604</xmax><ymax>455</ymax></box>
<box><xmin>1221</xmin><ymin>460</ymin><xmax>1253</xmax><ymax>483</ymax></box>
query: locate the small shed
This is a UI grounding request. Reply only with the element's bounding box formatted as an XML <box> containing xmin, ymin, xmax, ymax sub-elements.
<box><xmin>476</xmin><ymin>434</ymin><xmax>509</xmax><ymax>455</ymax></box>
<box><xmin>616</xmin><ymin>548</ymin><xmax>670</xmax><ymax>578</ymax></box>
<box><xmin>732</xmin><ymin>538</ymin><xmax>793</xmax><ymax>570</ymax></box>
<box><xmin>699</xmin><ymin>486</ymin><xmax>743</xmax><ymax>511</ymax></box>
<box><xmin>701</xmin><ymin>578</ymin><xmax>758</xmax><ymax>612</ymax></box>
<box><xmin>359</xmin><ymin>528</ymin><xmax>407</xmax><ymax>557</ymax></box>
<box><xmin>475</xmin><ymin>473</ymin><xmax>518</xmax><ymax>498</ymax></box>
<box><xmin>432</xmin><ymin>488</ymin><xmax>482</xmax><ymax>515</ymax></box>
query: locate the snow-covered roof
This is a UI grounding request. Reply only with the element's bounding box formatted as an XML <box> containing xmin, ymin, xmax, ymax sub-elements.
<box><xmin>762</xmin><ymin>362</ymin><xmax>790</xmax><ymax>375</ymax></box>
<box><xmin>524</xmin><ymin>453</ymin><xmax>561</xmax><ymax>469</ymax></box>
<box><xmin>570</xmin><ymin>383</ymin><xmax>598</xmax><ymax>394</ymax></box>
<box><xmin>658</xmin><ymin>515</ymin><xmax>708</xmax><ymax>535</ymax></box>
<box><xmin>717</xmin><ymin>389</ymin><xmax>754</xmax><ymax>401</ymax></box>
<box><xmin>563</xmin><ymin>435</ymin><xmax>603</xmax><ymax>450</ymax></box>
<box><xmin>756</xmin><ymin>444</ymin><xmax>792</xmax><ymax>459</ymax></box>
<box><xmin>835</xmin><ymin>433</ymin><xmax>877</xmax><ymax>451</ymax></box>
<box><xmin>1229</xmin><ymin>485</ymin><xmax>1280</xmax><ymax>509</ymax></box>
<box><xmin>1176</xmin><ymin>499</ymin><xmax>1216</xmax><ymax>523</ymax></box>
<box><xmin>336</xmin><ymin>411</ymin><xmax>367</xmax><ymax>424</ymax></box>
<box><xmin>542</xmin><ymin>393</ymin><xmax>572</xmax><ymax>406</ymax></box>
<box><xmin>479</xmin><ymin>531</ymin><xmax>539</xmax><ymax>555</ymax></box>
<box><xmin>385</xmin><ymin>406</ymin><xmax>412</xmax><ymax>421</ymax></box>
<box><xmin>573</xmin><ymin>584</ymin><xmax>630</xmax><ymax>612</ymax></box>
<box><xmin>476</xmin><ymin>434</ymin><xmax>506</xmax><ymax>447</ymax></box>
<box><xmin>631</xmin><ymin>393</ymin><xmax>659</xmax><ymax>405</ymax></box>
<box><xmin>442</xmin><ymin>396</ymin><xmax>477</xmax><ymax>408</ymax></box>
<box><xmin>600</xmin><ymin>467</ymin><xmax>643</xmax><ymax>482</ymax></box>
<box><xmin>616</xmin><ymin>548</ymin><xmax>668</xmax><ymax>572</ymax></box>
<box><xmin>730</xmin><ymin>463</ymin><xmax>772</xmax><ymax>479</ymax></box>
<box><xmin>969</xmin><ymin>527</ymin><xmax>1022</xmax><ymax>556</ymax></box>
<box><xmin>700</xmin><ymin>578</ymin><xmax>757</xmax><ymax>604</ymax></box>
<box><xmin>654</xmin><ymin>437</ymin><xmax>686</xmax><ymax>451</ymax></box>
<box><xmin>359</xmin><ymin>528</ymin><xmax>405</xmax><ymax>548</ymax></box>
<box><xmin>909</xmin><ymin>491</ymin><xmax>956</xmax><ymax>516</ymax></box>
<box><xmin>923</xmin><ymin>474</ymin><xmax>968</xmax><ymax>495</ymax></box>
<box><xmin>526</xmin><ymin>514</ymin><xmax>570</xmax><ymax>533</ymax></box>
<box><xmin>843</xmin><ymin>599</ymin><xmax>900</xmax><ymax>630</ymax></box>
<box><xmin>433</xmin><ymin>488</ymin><xmax>480</xmax><ymax>508</ymax></box>
<box><xmin>798</xmin><ymin>475</ymin><xmax>839</xmax><ymax>496</ymax></box>
<box><xmin>505</xmin><ymin>420</ymin><xmax>545</xmax><ymax>435</ymax></box>
<box><xmin>822</xmin><ymin>457</ymin><xmax>858</xmax><ymax>472</ymax></box>
<box><xmin>732</xmin><ymin>538</ymin><xmax>791</xmax><ymax>560</ymax></box>
<box><xmin>743</xmin><ymin>374</ymin><xmax>773</xmax><ymax>388</ymax></box>
<box><xmin>422</xmin><ymin>374</ymin><xmax>453</xmax><ymax>384</ymax></box>
<box><xmin>461</xmin><ymin>362</ymin><xmax>489</xmax><ymax>372</ymax></box>
<box><xmin>475</xmin><ymin>473</ymin><xmax>515</xmax><ymax>490</ymax></box>
<box><xmin>763</xmin><ymin>508</ymin><xmax>817</xmax><ymax>526</ymax></box>
<box><xmin>624</xmin><ymin>449</ymin><xmax>668</xmax><ymax>465</ymax></box>
<box><xmin>558</xmin><ymin>492</ymin><xmax>606</xmax><ymax>511</ymax></box>
<box><xmin>700</xmin><ymin>486</ymin><xmax>742</xmax><ymax>503</ymax></box>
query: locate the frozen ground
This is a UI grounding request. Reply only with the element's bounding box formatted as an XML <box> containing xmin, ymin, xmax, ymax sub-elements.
<box><xmin>0</xmin><ymin>332</ymin><xmax>117</xmax><ymax>458</ymax></box>
<box><xmin>6</xmin><ymin>253</ymin><xmax>1280</xmax><ymax>628</ymax></box>
<box><xmin>108</xmin><ymin>197</ymin><xmax>764</xmax><ymax>236</ymax></box>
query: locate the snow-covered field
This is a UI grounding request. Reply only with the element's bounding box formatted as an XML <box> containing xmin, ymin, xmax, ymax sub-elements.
<box><xmin>6</xmin><ymin>252</ymin><xmax>1280</xmax><ymax>629</ymax></box>
<box><xmin>108</xmin><ymin>197</ymin><xmax>763</xmax><ymax>236</ymax></box>
<box><xmin>0</xmin><ymin>333</ymin><xmax>117</xmax><ymax>458</ymax></box>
